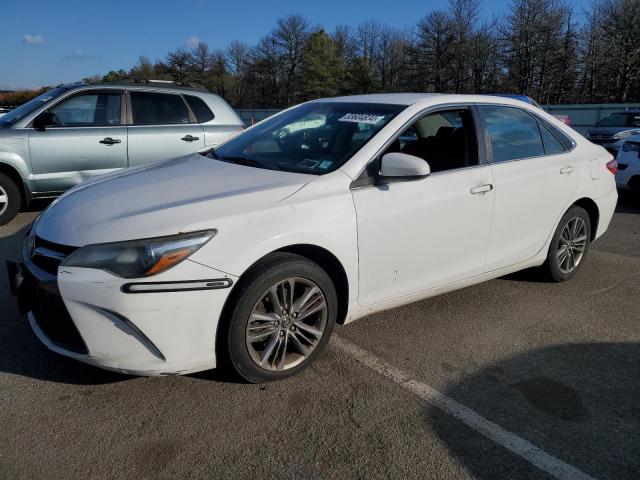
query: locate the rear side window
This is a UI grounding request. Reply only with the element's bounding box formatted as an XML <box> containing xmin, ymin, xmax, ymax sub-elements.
<box><xmin>130</xmin><ymin>92</ymin><xmax>191</xmax><ymax>125</ymax></box>
<box><xmin>539</xmin><ymin>124</ymin><xmax>566</xmax><ymax>155</ymax></box>
<box><xmin>479</xmin><ymin>106</ymin><xmax>544</xmax><ymax>162</ymax></box>
<box><xmin>50</xmin><ymin>92</ymin><xmax>121</xmax><ymax>127</ymax></box>
<box><xmin>184</xmin><ymin>95</ymin><xmax>214</xmax><ymax>123</ymax></box>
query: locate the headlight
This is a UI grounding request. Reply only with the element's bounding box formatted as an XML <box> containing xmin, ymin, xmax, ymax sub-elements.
<box><xmin>622</xmin><ymin>141</ymin><xmax>640</xmax><ymax>152</ymax></box>
<box><xmin>62</xmin><ymin>230</ymin><xmax>216</xmax><ymax>278</ymax></box>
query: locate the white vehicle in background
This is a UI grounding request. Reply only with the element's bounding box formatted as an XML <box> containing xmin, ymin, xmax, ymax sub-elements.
<box><xmin>9</xmin><ymin>93</ymin><xmax>617</xmax><ymax>383</ymax></box>
<box><xmin>616</xmin><ymin>135</ymin><xmax>640</xmax><ymax>191</ymax></box>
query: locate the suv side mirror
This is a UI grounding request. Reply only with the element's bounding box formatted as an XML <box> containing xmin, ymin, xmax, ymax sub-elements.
<box><xmin>380</xmin><ymin>152</ymin><xmax>430</xmax><ymax>179</ymax></box>
<box><xmin>33</xmin><ymin>111</ymin><xmax>58</xmax><ymax>131</ymax></box>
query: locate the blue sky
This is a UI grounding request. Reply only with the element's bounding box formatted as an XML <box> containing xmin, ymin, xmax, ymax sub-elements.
<box><xmin>1</xmin><ymin>0</ymin><xmax>511</xmax><ymax>90</ymax></box>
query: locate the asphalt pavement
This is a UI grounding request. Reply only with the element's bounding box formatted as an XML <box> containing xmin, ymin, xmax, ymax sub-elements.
<box><xmin>1</xmin><ymin>193</ymin><xmax>639</xmax><ymax>480</ymax></box>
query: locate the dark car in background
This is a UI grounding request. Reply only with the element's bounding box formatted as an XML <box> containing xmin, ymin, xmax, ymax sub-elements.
<box><xmin>587</xmin><ymin>110</ymin><xmax>640</xmax><ymax>155</ymax></box>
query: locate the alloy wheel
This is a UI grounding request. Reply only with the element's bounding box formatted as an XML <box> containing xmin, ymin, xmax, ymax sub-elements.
<box><xmin>0</xmin><ymin>185</ymin><xmax>7</xmax><ymax>217</ymax></box>
<box><xmin>557</xmin><ymin>216</ymin><xmax>587</xmax><ymax>274</ymax></box>
<box><xmin>245</xmin><ymin>277</ymin><xmax>328</xmax><ymax>371</ymax></box>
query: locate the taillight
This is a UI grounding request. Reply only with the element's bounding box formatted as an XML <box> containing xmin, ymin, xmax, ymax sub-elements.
<box><xmin>606</xmin><ymin>159</ymin><xmax>618</xmax><ymax>174</ymax></box>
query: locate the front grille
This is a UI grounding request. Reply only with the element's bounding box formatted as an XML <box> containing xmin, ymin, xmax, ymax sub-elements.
<box><xmin>31</xmin><ymin>236</ymin><xmax>78</xmax><ymax>275</ymax></box>
<box><xmin>32</xmin><ymin>287</ymin><xmax>88</xmax><ymax>354</ymax></box>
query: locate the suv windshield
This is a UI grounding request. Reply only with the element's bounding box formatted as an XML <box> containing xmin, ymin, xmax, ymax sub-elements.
<box><xmin>596</xmin><ymin>112</ymin><xmax>640</xmax><ymax>128</ymax></box>
<box><xmin>210</xmin><ymin>102</ymin><xmax>405</xmax><ymax>174</ymax></box>
<box><xmin>0</xmin><ymin>87</ymin><xmax>68</xmax><ymax>126</ymax></box>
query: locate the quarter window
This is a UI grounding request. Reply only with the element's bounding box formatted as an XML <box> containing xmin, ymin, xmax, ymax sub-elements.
<box><xmin>184</xmin><ymin>95</ymin><xmax>214</xmax><ymax>123</ymax></box>
<box><xmin>50</xmin><ymin>92</ymin><xmax>122</xmax><ymax>127</ymax></box>
<box><xmin>479</xmin><ymin>106</ymin><xmax>544</xmax><ymax>163</ymax></box>
<box><xmin>539</xmin><ymin>124</ymin><xmax>566</xmax><ymax>155</ymax></box>
<box><xmin>130</xmin><ymin>92</ymin><xmax>192</xmax><ymax>125</ymax></box>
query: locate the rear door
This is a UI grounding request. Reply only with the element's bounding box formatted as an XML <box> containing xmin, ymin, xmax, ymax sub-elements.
<box><xmin>126</xmin><ymin>91</ymin><xmax>205</xmax><ymax>167</ymax></box>
<box><xmin>28</xmin><ymin>90</ymin><xmax>127</xmax><ymax>192</ymax></box>
<box><xmin>479</xmin><ymin>105</ymin><xmax>579</xmax><ymax>271</ymax></box>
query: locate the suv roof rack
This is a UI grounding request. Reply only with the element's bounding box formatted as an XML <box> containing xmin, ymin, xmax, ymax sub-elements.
<box><xmin>107</xmin><ymin>79</ymin><xmax>208</xmax><ymax>92</ymax></box>
<box><xmin>60</xmin><ymin>80</ymin><xmax>209</xmax><ymax>93</ymax></box>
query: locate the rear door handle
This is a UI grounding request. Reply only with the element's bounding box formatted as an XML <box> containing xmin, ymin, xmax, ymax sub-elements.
<box><xmin>560</xmin><ymin>165</ymin><xmax>575</xmax><ymax>174</ymax></box>
<box><xmin>181</xmin><ymin>135</ymin><xmax>200</xmax><ymax>142</ymax></box>
<box><xmin>470</xmin><ymin>184</ymin><xmax>493</xmax><ymax>194</ymax></box>
<box><xmin>99</xmin><ymin>137</ymin><xmax>121</xmax><ymax>145</ymax></box>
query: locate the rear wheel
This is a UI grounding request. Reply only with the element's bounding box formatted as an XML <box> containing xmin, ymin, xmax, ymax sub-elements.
<box><xmin>0</xmin><ymin>173</ymin><xmax>21</xmax><ymax>226</ymax></box>
<box><xmin>219</xmin><ymin>253</ymin><xmax>337</xmax><ymax>383</ymax></box>
<box><xmin>543</xmin><ymin>206</ymin><xmax>591</xmax><ymax>282</ymax></box>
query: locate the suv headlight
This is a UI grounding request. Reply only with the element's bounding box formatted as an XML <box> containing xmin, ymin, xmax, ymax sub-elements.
<box><xmin>62</xmin><ymin>230</ymin><xmax>216</xmax><ymax>278</ymax></box>
<box><xmin>622</xmin><ymin>141</ymin><xmax>640</xmax><ymax>152</ymax></box>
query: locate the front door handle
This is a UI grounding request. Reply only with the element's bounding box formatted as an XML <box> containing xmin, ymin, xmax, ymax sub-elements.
<box><xmin>181</xmin><ymin>135</ymin><xmax>200</xmax><ymax>142</ymax></box>
<box><xmin>99</xmin><ymin>137</ymin><xmax>121</xmax><ymax>145</ymax></box>
<box><xmin>470</xmin><ymin>184</ymin><xmax>493</xmax><ymax>195</ymax></box>
<box><xmin>560</xmin><ymin>165</ymin><xmax>575</xmax><ymax>174</ymax></box>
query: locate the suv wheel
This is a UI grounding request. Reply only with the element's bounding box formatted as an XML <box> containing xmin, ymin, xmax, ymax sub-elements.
<box><xmin>0</xmin><ymin>173</ymin><xmax>21</xmax><ymax>226</ymax></box>
<box><xmin>219</xmin><ymin>253</ymin><xmax>337</xmax><ymax>383</ymax></box>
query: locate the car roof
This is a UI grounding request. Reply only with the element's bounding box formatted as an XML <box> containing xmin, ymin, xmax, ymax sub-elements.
<box><xmin>312</xmin><ymin>92</ymin><xmax>541</xmax><ymax>107</ymax></box>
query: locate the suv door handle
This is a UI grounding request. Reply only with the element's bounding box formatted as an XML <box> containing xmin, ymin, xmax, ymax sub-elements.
<box><xmin>181</xmin><ymin>135</ymin><xmax>199</xmax><ymax>142</ymax></box>
<box><xmin>470</xmin><ymin>184</ymin><xmax>493</xmax><ymax>194</ymax></box>
<box><xmin>560</xmin><ymin>165</ymin><xmax>575</xmax><ymax>174</ymax></box>
<box><xmin>99</xmin><ymin>137</ymin><xmax>121</xmax><ymax>145</ymax></box>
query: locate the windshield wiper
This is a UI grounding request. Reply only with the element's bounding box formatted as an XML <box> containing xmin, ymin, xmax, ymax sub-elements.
<box><xmin>218</xmin><ymin>155</ymin><xmax>281</xmax><ymax>171</ymax></box>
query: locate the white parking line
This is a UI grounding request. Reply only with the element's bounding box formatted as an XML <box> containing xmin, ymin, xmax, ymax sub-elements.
<box><xmin>332</xmin><ymin>335</ymin><xmax>597</xmax><ymax>480</ymax></box>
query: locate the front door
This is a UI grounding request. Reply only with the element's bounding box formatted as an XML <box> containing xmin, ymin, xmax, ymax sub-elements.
<box><xmin>352</xmin><ymin>107</ymin><xmax>495</xmax><ymax>306</ymax></box>
<box><xmin>28</xmin><ymin>90</ymin><xmax>127</xmax><ymax>193</ymax></box>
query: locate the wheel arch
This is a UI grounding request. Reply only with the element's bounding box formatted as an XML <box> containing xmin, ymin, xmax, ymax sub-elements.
<box><xmin>0</xmin><ymin>162</ymin><xmax>29</xmax><ymax>207</ymax></box>
<box><xmin>572</xmin><ymin>197</ymin><xmax>599</xmax><ymax>241</ymax></box>
<box><xmin>221</xmin><ymin>243</ymin><xmax>350</xmax><ymax>326</ymax></box>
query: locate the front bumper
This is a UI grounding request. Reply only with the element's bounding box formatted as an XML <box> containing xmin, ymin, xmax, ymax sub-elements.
<box><xmin>8</xmin><ymin>240</ymin><xmax>237</xmax><ymax>376</ymax></box>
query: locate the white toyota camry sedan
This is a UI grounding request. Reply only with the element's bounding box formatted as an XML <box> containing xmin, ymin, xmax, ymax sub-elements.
<box><xmin>9</xmin><ymin>94</ymin><xmax>618</xmax><ymax>382</ymax></box>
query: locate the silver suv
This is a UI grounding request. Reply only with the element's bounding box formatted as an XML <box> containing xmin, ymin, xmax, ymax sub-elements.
<box><xmin>0</xmin><ymin>81</ymin><xmax>244</xmax><ymax>225</ymax></box>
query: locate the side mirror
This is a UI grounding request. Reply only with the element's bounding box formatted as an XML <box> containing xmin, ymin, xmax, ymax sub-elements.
<box><xmin>380</xmin><ymin>152</ymin><xmax>430</xmax><ymax>179</ymax></box>
<box><xmin>33</xmin><ymin>111</ymin><xmax>58</xmax><ymax>131</ymax></box>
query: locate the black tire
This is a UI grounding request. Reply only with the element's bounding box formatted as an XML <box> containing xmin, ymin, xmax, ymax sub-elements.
<box><xmin>218</xmin><ymin>252</ymin><xmax>337</xmax><ymax>383</ymax></box>
<box><xmin>542</xmin><ymin>205</ymin><xmax>592</xmax><ymax>282</ymax></box>
<box><xmin>0</xmin><ymin>173</ymin><xmax>21</xmax><ymax>226</ymax></box>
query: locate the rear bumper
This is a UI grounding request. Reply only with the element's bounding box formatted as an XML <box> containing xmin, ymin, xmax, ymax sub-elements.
<box><xmin>8</xmin><ymin>240</ymin><xmax>237</xmax><ymax>376</ymax></box>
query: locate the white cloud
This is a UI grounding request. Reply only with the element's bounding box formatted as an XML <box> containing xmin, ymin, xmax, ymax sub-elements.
<box><xmin>186</xmin><ymin>36</ymin><xmax>200</xmax><ymax>48</ymax></box>
<box><xmin>22</xmin><ymin>34</ymin><xmax>44</xmax><ymax>46</ymax></box>
<box><xmin>62</xmin><ymin>50</ymin><xmax>95</xmax><ymax>61</ymax></box>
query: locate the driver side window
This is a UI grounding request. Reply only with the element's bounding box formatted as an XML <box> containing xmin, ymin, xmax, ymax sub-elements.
<box><xmin>383</xmin><ymin>108</ymin><xmax>479</xmax><ymax>173</ymax></box>
<box><xmin>49</xmin><ymin>92</ymin><xmax>122</xmax><ymax>127</ymax></box>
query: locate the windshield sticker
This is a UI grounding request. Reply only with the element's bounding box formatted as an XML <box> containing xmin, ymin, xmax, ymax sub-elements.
<box><xmin>338</xmin><ymin>113</ymin><xmax>385</xmax><ymax>125</ymax></box>
<box><xmin>299</xmin><ymin>159</ymin><xmax>320</xmax><ymax>169</ymax></box>
<box><xmin>318</xmin><ymin>160</ymin><xmax>333</xmax><ymax>170</ymax></box>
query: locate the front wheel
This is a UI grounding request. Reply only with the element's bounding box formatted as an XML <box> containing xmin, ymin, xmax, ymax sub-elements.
<box><xmin>0</xmin><ymin>173</ymin><xmax>21</xmax><ymax>226</ymax></box>
<box><xmin>219</xmin><ymin>253</ymin><xmax>337</xmax><ymax>383</ymax></box>
<box><xmin>542</xmin><ymin>206</ymin><xmax>591</xmax><ymax>282</ymax></box>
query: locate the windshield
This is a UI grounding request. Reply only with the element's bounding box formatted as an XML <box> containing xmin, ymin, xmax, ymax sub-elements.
<box><xmin>0</xmin><ymin>87</ymin><xmax>68</xmax><ymax>126</ymax></box>
<box><xmin>596</xmin><ymin>112</ymin><xmax>640</xmax><ymax>128</ymax></box>
<box><xmin>210</xmin><ymin>102</ymin><xmax>405</xmax><ymax>174</ymax></box>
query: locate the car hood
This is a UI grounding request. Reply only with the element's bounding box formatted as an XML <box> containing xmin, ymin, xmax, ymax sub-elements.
<box><xmin>36</xmin><ymin>154</ymin><xmax>315</xmax><ymax>246</ymax></box>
